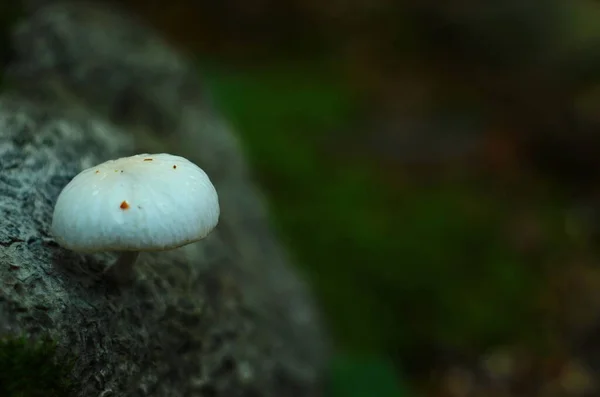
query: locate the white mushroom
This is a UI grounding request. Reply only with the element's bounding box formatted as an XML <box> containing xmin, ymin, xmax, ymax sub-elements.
<box><xmin>51</xmin><ymin>153</ymin><xmax>220</xmax><ymax>280</ymax></box>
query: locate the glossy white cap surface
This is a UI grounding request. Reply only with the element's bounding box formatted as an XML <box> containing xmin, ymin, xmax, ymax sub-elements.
<box><xmin>51</xmin><ymin>153</ymin><xmax>220</xmax><ymax>252</ymax></box>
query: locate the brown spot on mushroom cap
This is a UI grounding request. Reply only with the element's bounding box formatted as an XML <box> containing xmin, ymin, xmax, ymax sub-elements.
<box><xmin>95</xmin><ymin>170</ymin><xmax>100</xmax><ymax>174</ymax></box>
<box><xmin>173</xmin><ymin>165</ymin><xmax>177</xmax><ymax>169</ymax></box>
<box><xmin>120</xmin><ymin>200</ymin><xmax>130</xmax><ymax>210</ymax></box>
<box><xmin>144</xmin><ymin>158</ymin><xmax>153</xmax><ymax>161</ymax></box>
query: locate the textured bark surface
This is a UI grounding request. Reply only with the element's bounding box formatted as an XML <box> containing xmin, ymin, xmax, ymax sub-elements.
<box><xmin>0</xmin><ymin>1</ymin><xmax>328</xmax><ymax>396</ymax></box>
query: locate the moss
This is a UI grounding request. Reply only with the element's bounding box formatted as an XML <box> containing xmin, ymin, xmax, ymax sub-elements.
<box><xmin>0</xmin><ymin>335</ymin><xmax>76</xmax><ymax>397</ymax></box>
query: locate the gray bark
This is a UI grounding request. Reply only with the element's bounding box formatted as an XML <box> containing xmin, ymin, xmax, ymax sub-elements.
<box><xmin>0</xmin><ymin>2</ymin><xmax>328</xmax><ymax>396</ymax></box>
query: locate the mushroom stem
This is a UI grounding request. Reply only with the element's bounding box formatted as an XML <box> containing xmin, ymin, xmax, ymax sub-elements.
<box><xmin>115</xmin><ymin>250</ymin><xmax>140</xmax><ymax>269</ymax></box>
<box><xmin>106</xmin><ymin>251</ymin><xmax>139</xmax><ymax>283</ymax></box>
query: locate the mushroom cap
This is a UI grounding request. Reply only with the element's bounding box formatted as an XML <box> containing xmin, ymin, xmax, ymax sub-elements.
<box><xmin>51</xmin><ymin>153</ymin><xmax>220</xmax><ymax>252</ymax></box>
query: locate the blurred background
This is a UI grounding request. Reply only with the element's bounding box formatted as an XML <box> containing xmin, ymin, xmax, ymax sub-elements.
<box><xmin>8</xmin><ymin>0</ymin><xmax>600</xmax><ymax>396</ymax></box>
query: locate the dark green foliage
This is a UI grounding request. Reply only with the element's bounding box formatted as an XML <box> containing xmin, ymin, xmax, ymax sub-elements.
<box><xmin>203</xmin><ymin>61</ymin><xmax>552</xmax><ymax>357</ymax></box>
<box><xmin>0</xmin><ymin>335</ymin><xmax>75</xmax><ymax>397</ymax></box>
<box><xmin>0</xmin><ymin>3</ymin><xmax>24</xmax><ymax>79</ymax></box>
<box><xmin>328</xmin><ymin>353</ymin><xmax>410</xmax><ymax>397</ymax></box>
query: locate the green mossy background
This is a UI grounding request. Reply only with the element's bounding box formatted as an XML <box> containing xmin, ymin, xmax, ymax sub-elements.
<box><xmin>202</xmin><ymin>63</ymin><xmax>559</xmax><ymax>396</ymax></box>
<box><xmin>202</xmin><ymin>63</ymin><xmax>543</xmax><ymax>352</ymax></box>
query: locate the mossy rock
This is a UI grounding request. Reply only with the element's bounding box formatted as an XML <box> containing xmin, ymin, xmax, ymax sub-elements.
<box><xmin>0</xmin><ymin>335</ymin><xmax>75</xmax><ymax>397</ymax></box>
